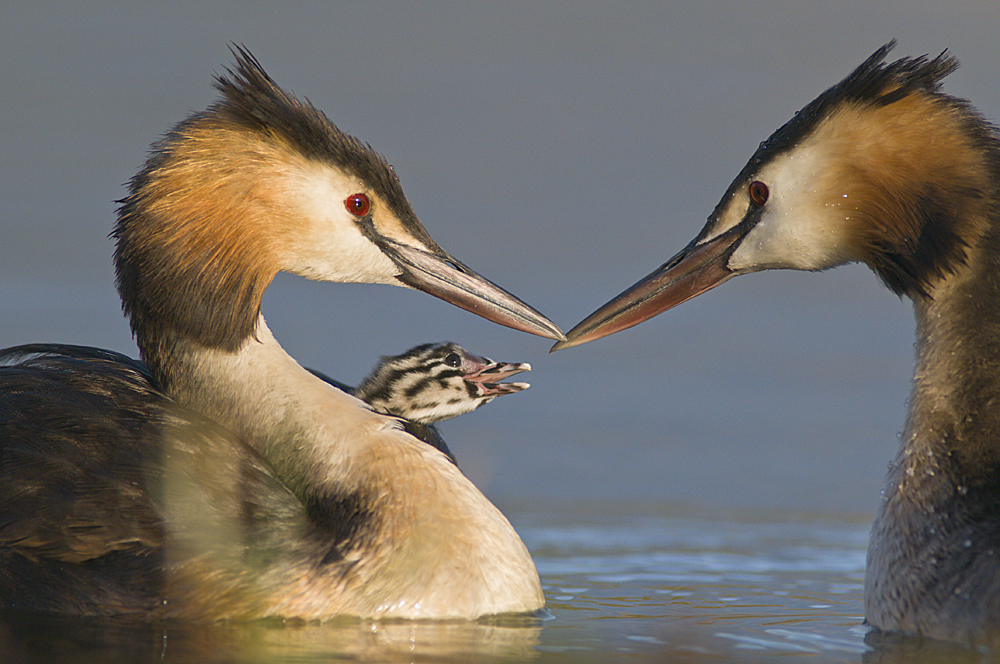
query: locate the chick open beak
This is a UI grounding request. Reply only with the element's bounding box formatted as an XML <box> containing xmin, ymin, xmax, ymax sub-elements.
<box><xmin>464</xmin><ymin>360</ymin><xmax>531</xmax><ymax>397</ymax></box>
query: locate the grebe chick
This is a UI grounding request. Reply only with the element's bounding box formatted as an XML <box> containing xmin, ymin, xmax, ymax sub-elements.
<box><xmin>0</xmin><ymin>48</ymin><xmax>562</xmax><ymax>621</ymax></box>
<box><xmin>354</xmin><ymin>342</ymin><xmax>530</xmax><ymax>424</ymax></box>
<box><xmin>555</xmin><ymin>43</ymin><xmax>1000</xmax><ymax>645</ymax></box>
<box><xmin>309</xmin><ymin>342</ymin><xmax>530</xmax><ymax>462</ymax></box>
<box><xmin>351</xmin><ymin>342</ymin><xmax>530</xmax><ymax>463</ymax></box>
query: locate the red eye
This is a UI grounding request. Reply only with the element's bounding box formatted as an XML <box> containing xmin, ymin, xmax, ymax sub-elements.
<box><xmin>748</xmin><ymin>181</ymin><xmax>769</xmax><ymax>206</ymax></box>
<box><xmin>344</xmin><ymin>193</ymin><xmax>371</xmax><ymax>217</ymax></box>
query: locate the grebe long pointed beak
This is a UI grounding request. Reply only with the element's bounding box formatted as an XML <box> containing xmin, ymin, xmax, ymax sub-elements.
<box><xmin>385</xmin><ymin>240</ymin><xmax>565</xmax><ymax>341</ymax></box>
<box><xmin>552</xmin><ymin>226</ymin><xmax>746</xmax><ymax>351</ymax></box>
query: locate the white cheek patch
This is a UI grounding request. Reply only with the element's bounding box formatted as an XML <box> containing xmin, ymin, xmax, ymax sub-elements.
<box><xmin>728</xmin><ymin>148</ymin><xmax>854</xmax><ymax>272</ymax></box>
<box><xmin>283</xmin><ymin>166</ymin><xmax>401</xmax><ymax>284</ymax></box>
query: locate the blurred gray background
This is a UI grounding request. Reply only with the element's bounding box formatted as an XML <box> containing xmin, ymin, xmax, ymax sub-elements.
<box><xmin>3</xmin><ymin>1</ymin><xmax>998</xmax><ymax>517</ymax></box>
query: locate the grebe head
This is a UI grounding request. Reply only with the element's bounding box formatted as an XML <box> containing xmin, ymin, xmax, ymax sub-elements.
<box><xmin>113</xmin><ymin>47</ymin><xmax>563</xmax><ymax>362</ymax></box>
<box><xmin>355</xmin><ymin>341</ymin><xmax>530</xmax><ymax>425</ymax></box>
<box><xmin>555</xmin><ymin>41</ymin><xmax>1000</xmax><ymax>350</ymax></box>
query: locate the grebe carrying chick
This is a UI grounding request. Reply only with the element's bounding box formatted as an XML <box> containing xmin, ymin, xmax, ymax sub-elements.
<box><xmin>0</xmin><ymin>48</ymin><xmax>562</xmax><ymax>621</ymax></box>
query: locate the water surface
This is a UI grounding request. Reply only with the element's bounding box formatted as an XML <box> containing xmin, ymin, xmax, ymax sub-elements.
<box><xmin>5</xmin><ymin>504</ymin><xmax>981</xmax><ymax>663</ymax></box>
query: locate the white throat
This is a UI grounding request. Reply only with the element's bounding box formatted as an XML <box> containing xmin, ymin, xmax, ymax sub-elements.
<box><xmin>163</xmin><ymin>316</ymin><xmax>404</xmax><ymax>496</ymax></box>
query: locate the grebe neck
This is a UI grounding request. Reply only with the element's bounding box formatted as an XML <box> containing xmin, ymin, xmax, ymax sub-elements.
<box><xmin>158</xmin><ymin>315</ymin><xmax>390</xmax><ymax>499</ymax></box>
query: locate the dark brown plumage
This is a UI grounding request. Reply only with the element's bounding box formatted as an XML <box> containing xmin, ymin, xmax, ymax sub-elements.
<box><xmin>0</xmin><ymin>344</ymin><xmax>362</xmax><ymax>618</ymax></box>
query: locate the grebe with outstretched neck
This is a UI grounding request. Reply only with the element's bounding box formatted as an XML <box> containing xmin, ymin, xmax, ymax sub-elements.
<box><xmin>555</xmin><ymin>43</ymin><xmax>1000</xmax><ymax>645</ymax></box>
<box><xmin>0</xmin><ymin>48</ymin><xmax>562</xmax><ymax>621</ymax></box>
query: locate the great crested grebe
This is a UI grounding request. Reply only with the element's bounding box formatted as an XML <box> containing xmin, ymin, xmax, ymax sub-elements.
<box><xmin>312</xmin><ymin>341</ymin><xmax>531</xmax><ymax>463</ymax></box>
<box><xmin>0</xmin><ymin>48</ymin><xmax>563</xmax><ymax>621</ymax></box>
<box><xmin>554</xmin><ymin>43</ymin><xmax>1000</xmax><ymax>645</ymax></box>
